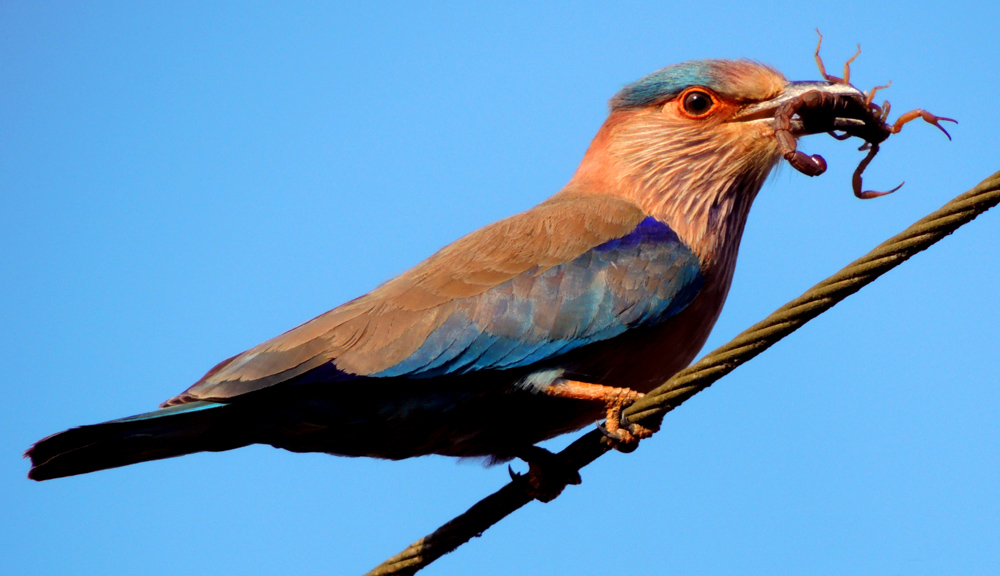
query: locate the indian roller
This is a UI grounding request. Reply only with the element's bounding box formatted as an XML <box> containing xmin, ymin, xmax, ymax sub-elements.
<box><xmin>26</xmin><ymin>59</ymin><xmax>911</xmax><ymax>489</ymax></box>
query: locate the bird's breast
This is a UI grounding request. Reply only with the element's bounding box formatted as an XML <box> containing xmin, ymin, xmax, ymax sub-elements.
<box><xmin>556</xmin><ymin>268</ymin><xmax>731</xmax><ymax>392</ymax></box>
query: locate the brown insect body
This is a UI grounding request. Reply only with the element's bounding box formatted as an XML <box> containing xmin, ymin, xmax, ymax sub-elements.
<box><xmin>776</xmin><ymin>31</ymin><xmax>955</xmax><ymax>199</ymax></box>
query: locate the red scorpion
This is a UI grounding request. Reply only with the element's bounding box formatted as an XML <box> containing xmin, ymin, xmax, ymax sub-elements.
<box><xmin>775</xmin><ymin>31</ymin><xmax>956</xmax><ymax>199</ymax></box>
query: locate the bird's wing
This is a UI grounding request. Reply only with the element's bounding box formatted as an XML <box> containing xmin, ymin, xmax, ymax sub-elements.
<box><xmin>163</xmin><ymin>193</ymin><xmax>703</xmax><ymax>406</ymax></box>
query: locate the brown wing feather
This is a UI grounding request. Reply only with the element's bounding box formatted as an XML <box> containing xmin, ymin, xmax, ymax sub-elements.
<box><xmin>163</xmin><ymin>191</ymin><xmax>647</xmax><ymax>406</ymax></box>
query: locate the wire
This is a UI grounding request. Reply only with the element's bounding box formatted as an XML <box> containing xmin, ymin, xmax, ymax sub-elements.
<box><xmin>365</xmin><ymin>170</ymin><xmax>1000</xmax><ymax>576</ymax></box>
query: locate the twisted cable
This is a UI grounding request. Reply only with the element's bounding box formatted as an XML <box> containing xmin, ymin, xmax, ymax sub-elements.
<box><xmin>365</xmin><ymin>170</ymin><xmax>1000</xmax><ymax>576</ymax></box>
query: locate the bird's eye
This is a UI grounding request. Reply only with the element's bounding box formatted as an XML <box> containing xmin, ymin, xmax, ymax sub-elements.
<box><xmin>681</xmin><ymin>90</ymin><xmax>714</xmax><ymax>117</ymax></box>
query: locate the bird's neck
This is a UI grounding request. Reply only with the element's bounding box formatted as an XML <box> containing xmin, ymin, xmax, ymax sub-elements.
<box><xmin>635</xmin><ymin>162</ymin><xmax>772</xmax><ymax>279</ymax></box>
<box><xmin>567</xmin><ymin>111</ymin><xmax>780</xmax><ymax>277</ymax></box>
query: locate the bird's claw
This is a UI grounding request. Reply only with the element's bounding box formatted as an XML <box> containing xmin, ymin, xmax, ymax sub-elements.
<box><xmin>511</xmin><ymin>447</ymin><xmax>581</xmax><ymax>503</ymax></box>
<box><xmin>597</xmin><ymin>422</ymin><xmax>639</xmax><ymax>453</ymax></box>
<box><xmin>597</xmin><ymin>410</ymin><xmax>654</xmax><ymax>453</ymax></box>
<box><xmin>508</xmin><ymin>464</ymin><xmax>520</xmax><ymax>481</ymax></box>
<box><xmin>544</xmin><ymin>378</ymin><xmax>655</xmax><ymax>452</ymax></box>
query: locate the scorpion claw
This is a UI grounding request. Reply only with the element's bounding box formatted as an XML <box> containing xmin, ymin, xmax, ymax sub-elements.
<box><xmin>787</xmin><ymin>151</ymin><xmax>827</xmax><ymax>176</ymax></box>
<box><xmin>930</xmin><ymin>116</ymin><xmax>957</xmax><ymax>141</ymax></box>
<box><xmin>771</xmin><ymin>88</ymin><xmax>837</xmax><ymax>177</ymax></box>
<box><xmin>891</xmin><ymin>109</ymin><xmax>958</xmax><ymax>141</ymax></box>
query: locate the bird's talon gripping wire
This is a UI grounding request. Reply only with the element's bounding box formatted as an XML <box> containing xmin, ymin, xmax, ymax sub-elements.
<box><xmin>512</xmin><ymin>446</ymin><xmax>581</xmax><ymax>503</ymax></box>
<box><xmin>599</xmin><ymin>403</ymin><xmax>654</xmax><ymax>452</ymax></box>
<box><xmin>545</xmin><ymin>378</ymin><xmax>652</xmax><ymax>452</ymax></box>
<box><xmin>598</xmin><ymin>422</ymin><xmax>641</xmax><ymax>453</ymax></box>
<box><xmin>508</xmin><ymin>464</ymin><xmax>520</xmax><ymax>480</ymax></box>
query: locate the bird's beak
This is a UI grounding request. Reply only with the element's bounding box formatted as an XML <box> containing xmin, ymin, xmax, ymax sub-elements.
<box><xmin>731</xmin><ymin>80</ymin><xmax>873</xmax><ymax>137</ymax></box>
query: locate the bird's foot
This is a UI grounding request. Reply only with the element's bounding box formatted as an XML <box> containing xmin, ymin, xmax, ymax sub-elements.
<box><xmin>510</xmin><ymin>446</ymin><xmax>581</xmax><ymax>503</ymax></box>
<box><xmin>546</xmin><ymin>378</ymin><xmax>655</xmax><ymax>453</ymax></box>
<box><xmin>597</xmin><ymin>409</ymin><xmax>654</xmax><ymax>453</ymax></box>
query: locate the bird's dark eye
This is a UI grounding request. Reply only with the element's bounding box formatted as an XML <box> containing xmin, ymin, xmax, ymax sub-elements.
<box><xmin>682</xmin><ymin>90</ymin><xmax>714</xmax><ymax>116</ymax></box>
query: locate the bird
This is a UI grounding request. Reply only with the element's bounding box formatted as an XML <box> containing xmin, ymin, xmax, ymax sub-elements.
<box><xmin>26</xmin><ymin>58</ymin><xmax>883</xmax><ymax>491</ymax></box>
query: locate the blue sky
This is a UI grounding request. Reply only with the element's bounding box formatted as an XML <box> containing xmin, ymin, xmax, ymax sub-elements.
<box><xmin>2</xmin><ymin>2</ymin><xmax>998</xmax><ymax>575</ymax></box>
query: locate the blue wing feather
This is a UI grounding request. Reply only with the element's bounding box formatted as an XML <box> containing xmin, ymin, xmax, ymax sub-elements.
<box><xmin>373</xmin><ymin>217</ymin><xmax>703</xmax><ymax>378</ymax></box>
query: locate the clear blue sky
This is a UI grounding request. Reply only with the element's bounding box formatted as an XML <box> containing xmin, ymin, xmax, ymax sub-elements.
<box><xmin>3</xmin><ymin>2</ymin><xmax>998</xmax><ymax>575</ymax></box>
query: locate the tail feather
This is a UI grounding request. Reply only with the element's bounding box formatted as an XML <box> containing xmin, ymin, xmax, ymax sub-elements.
<box><xmin>26</xmin><ymin>401</ymin><xmax>249</xmax><ymax>481</ymax></box>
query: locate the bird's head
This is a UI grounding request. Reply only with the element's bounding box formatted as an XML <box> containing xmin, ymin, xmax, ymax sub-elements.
<box><xmin>568</xmin><ymin>59</ymin><xmax>873</xmax><ymax>269</ymax></box>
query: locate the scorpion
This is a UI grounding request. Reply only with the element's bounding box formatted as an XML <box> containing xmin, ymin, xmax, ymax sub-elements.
<box><xmin>774</xmin><ymin>31</ymin><xmax>956</xmax><ymax>199</ymax></box>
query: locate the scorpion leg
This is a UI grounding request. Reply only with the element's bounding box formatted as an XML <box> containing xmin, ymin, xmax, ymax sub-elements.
<box><xmin>814</xmin><ymin>30</ymin><xmax>860</xmax><ymax>84</ymax></box>
<box><xmin>891</xmin><ymin>109</ymin><xmax>957</xmax><ymax>140</ymax></box>
<box><xmin>853</xmin><ymin>144</ymin><xmax>904</xmax><ymax>199</ymax></box>
<box><xmin>841</xmin><ymin>44</ymin><xmax>861</xmax><ymax>85</ymax></box>
<box><xmin>879</xmin><ymin>100</ymin><xmax>892</xmax><ymax>122</ymax></box>
<box><xmin>814</xmin><ymin>29</ymin><xmax>833</xmax><ymax>81</ymax></box>
<box><xmin>865</xmin><ymin>81</ymin><xmax>891</xmax><ymax>107</ymax></box>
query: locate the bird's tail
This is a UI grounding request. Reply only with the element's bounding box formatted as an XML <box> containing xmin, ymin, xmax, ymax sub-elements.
<box><xmin>25</xmin><ymin>401</ymin><xmax>250</xmax><ymax>481</ymax></box>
